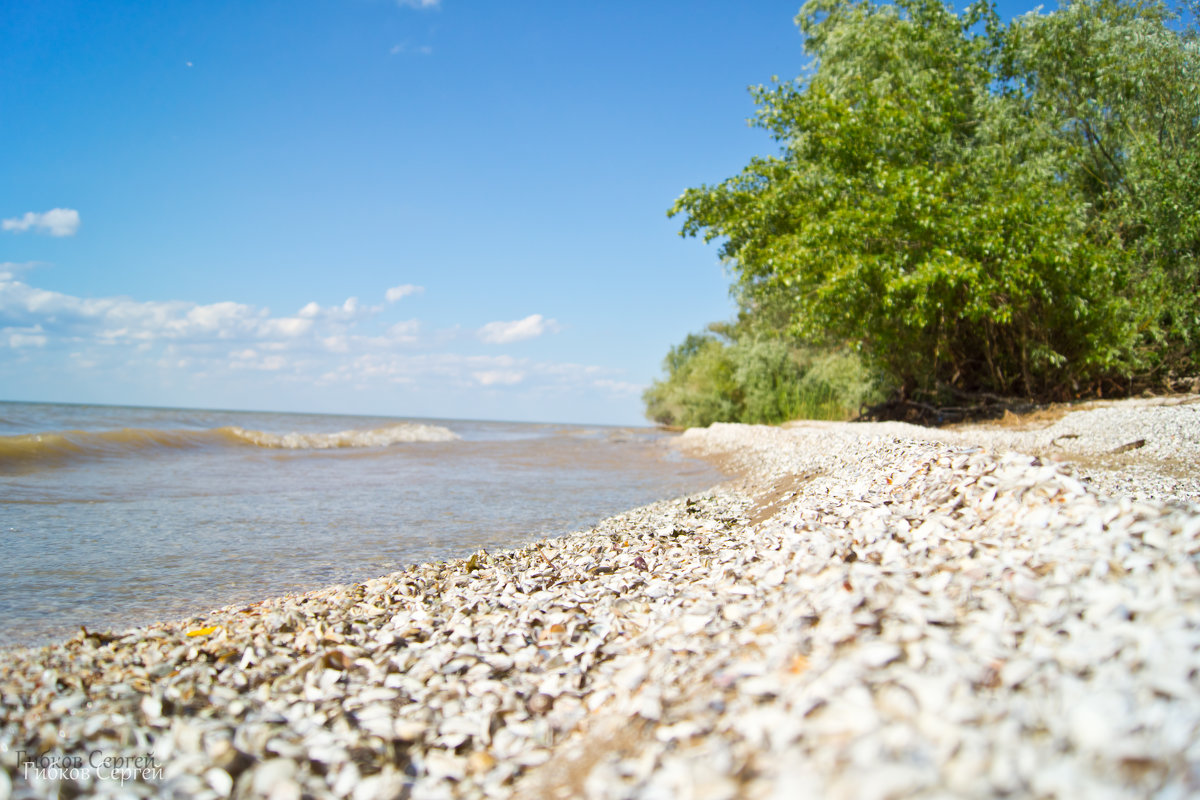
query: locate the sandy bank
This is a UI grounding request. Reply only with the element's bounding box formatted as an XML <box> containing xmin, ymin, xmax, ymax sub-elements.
<box><xmin>1</xmin><ymin>397</ymin><xmax>1198</xmax><ymax>799</ymax></box>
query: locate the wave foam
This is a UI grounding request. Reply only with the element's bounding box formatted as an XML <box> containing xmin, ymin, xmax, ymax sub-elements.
<box><xmin>221</xmin><ymin>424</ymin><xmax>460</xmax><ymax>449</ymax></box>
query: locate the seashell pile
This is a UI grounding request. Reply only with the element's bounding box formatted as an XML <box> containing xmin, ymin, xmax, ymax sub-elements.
<box><xmin>2</xmin><ymin>400</ymin><xmax>1198</xmax><ymax>798</ymax></box>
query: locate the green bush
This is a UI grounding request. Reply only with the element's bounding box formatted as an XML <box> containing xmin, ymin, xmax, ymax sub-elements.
<box><xmin>731</xmin><ymin>339</ymin><xmax>806</xmax><ymax>424</ymax></box>
<box><xmin>643</xmin><ymin>335</ymin><xmax>741</xmax><ymax>428</ymax></box>
<box><xmin>643</xmin><ymin>332</ymin><xmax>882</xmax><ymax>428</ymax></box>
<box><xmin>795</xmin><ymin>348</ymin><xmax>881</xmax><ymax>419</ymax></box>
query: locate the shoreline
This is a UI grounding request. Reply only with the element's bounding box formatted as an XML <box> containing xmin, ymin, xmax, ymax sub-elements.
<box><xmin>2</xmin><ymin>397</ymin><xmax>1198</xmax><ymax>798</ymax></box>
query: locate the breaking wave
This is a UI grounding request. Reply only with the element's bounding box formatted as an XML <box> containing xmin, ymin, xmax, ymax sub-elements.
<box><xmin>219</xmin><ymin>424</ymin><xmax>460</xmax><ymax>449</ymax></box>
<box><xmin>0</xmin><ymin>423</ymin><xmax>460</xmax><ymax>472</ymax></box>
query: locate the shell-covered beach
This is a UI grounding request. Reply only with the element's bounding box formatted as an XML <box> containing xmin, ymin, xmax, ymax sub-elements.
<box><xmin>2</xmin><ymin>396</ymin><xmax>1198</xmax><ymax>799</ymax></box>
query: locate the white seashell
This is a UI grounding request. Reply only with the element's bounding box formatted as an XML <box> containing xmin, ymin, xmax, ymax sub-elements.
<box><xmin>203</xmin><ymin>767</ymin><xmax>233</xmax><ymax>796</ymax></box>
<box><xmin>140</xmin><ymin>693</ymin><xmax>163</xmax><ymax>720</ymax></box>
<box><xmin>737</xmin><ymin>675</ymin><xmax>780</xmax><ymax>698</ymax></box>
<box><xmin>251</xmin><ymin>759</ymin><xmax>298</xmax><ymax>797</ymax></box>
<box><xmin>394</xmin><ymin>720</ymin><xmax>426</xmax><ymax>741</ymax></box>
<box><xmin>353</xmin><ymin>706</ymin><xmax>394</xmax><ymax>739</ymax></box>
<box><xmin>613</xmin><ymin>661</ymin><xmax>648</xmax><ymax>693</ymax></box>
<box><xmin>512</xmin><ymin>748</ymin><xmax>552</xmax><ymax>768</ymax></box>
<box><xmin>634</xmin><ymin>688</ymin><xmax>663</xmax><ymax>721</ymax></box>
<box><xmin>857</xmin><ymin>641</ymin><xmax>902</xmax><ymax>668</ymax></box>
<box><xmin>423</xmin><ymin>748</ymin><xmax>467</xmax><ymax>781</ymax></box>
<box><xmin>351</xmin><ymin>770</ymin><xmax>407</xmax><ymax>800</ymax></box>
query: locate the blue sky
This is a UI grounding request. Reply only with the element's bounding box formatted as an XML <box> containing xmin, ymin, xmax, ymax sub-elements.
<box><xmin>1</xmin><ymin>0</ymin><xmax>1031</xmax><ymax>426</ymax></box>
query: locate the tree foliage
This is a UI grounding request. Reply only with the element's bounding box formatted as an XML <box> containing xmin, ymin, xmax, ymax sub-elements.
<box><xmin>667</xmin><ymin>0</ymin><xmax>1199</xmax><ymax>406</ymax></box>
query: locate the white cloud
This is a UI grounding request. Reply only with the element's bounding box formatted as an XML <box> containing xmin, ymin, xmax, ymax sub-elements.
<box><xmin>396</xmin><ymin>0</ymin><xmax>440</xmax><ymax>8</ymax></box>
<box><xmin>477</xmin><ymin>314</ymin><xmax>559</xmax><ymax>344</ymax></box>
<box><xmin>2</xmin><ymin>208</ymin><xmax>81</xmax><ymax>237</ymax></box>
<box><xmin>183</xmin><ymin>301</ymin><xmax>257</xmax><ymax>335</ymax></box>
<box><xmin>474</xmin><ymin>369</ymin><xmax>525</xmax><ymax>386</ymax></box>
<box><xmin>0</xmin><ymin>275</ymin><xmax>435</xmax><ymax>374</ymax></box>
<box><xmin>0</xmin><ymin>278</ymin><xmax>267</xmax><ymax>342</ymax></box>
<box><xmin>309</xmin><ymin>351</ymin><xmax>630</xmax><ymax>399</ymax></box>
<box><xmin>388</xmin><ymin>319</ymin><xmax>420</xmax><ymax>343</ymax></box>
<box><xmin>0</xmin><ymin>276</ymin><xmax>639</xmax><ymax>418</ymax></box>
<box><xmin>294</xmin><ymin>297</ymin><xmax>378</xmax><ymax>322</ymax></box>
<box><xmin>385</xmin><ymin>284</ymin><xmax>423</xmax><ymax>302</ymax></box>
<box><xmin>3</xmin><ymin>325</ymin><xmax>47</xmax><ymax>348</ymax></box>
<box><xmin>0</xmin><ymin>277</ymin><xmax>321</xmax><ymax>347</ymax></box>
<box><xmin>259</xmin><ymin>317</ymin><xmax>313</xmax><ymax>338</ymax></box>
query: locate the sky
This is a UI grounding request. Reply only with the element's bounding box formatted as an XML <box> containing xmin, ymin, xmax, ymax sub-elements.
<box><xmin>1</xmin><ymin>0</ymin><xmax>1032</xmax><ymax>426</ymax></box>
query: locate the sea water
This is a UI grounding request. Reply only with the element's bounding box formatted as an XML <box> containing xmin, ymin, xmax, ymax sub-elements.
<box><xmin>0</xmin><ymin>402</ymin><xmax>723</xmax><ymax>648</ymax></box>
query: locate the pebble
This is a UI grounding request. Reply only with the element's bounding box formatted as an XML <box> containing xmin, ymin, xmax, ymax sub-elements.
<box><xmin>1</xmin><ymin>397</ymin><xmax>1198</xmax><ymax>798</ymax></box>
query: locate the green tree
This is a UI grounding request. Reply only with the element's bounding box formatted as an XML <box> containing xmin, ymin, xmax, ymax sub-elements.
<box><xmin>668</xmin><ymin>0</ymin><xmax>1199</xmax><ymax>405</ymax></box>
<box><xmin>1003</xmin><ymin>0</ymin><xmax>1200</xmax><ymax>376</ymax></box>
